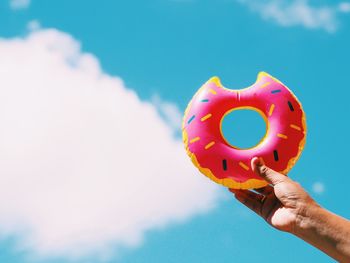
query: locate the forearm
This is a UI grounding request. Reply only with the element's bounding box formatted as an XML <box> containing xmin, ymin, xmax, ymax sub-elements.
<box><xmin>293</xmin><ymin>203</ymin><xmax>350</xmax><ymax>262</ymax></box>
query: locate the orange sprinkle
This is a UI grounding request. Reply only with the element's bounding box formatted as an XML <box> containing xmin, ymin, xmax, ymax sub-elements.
<box><xmin>239</xmin><ymin>162</ymin><xmax>250</xmax><ymax>171</ymax></box>
<box><xmin>268</xmin><ymin>104</ymin><xmax>275</xmax><ymax>117</ymax></box>
<box><xmin>190</xmin><ymin>137</ymin><xmax>200</xmax><ymax>143</ymax></box>
<box><xmin>205</xmin><ymin>141</ymin><xmax>215</xmax><ymax>150</ymax></box>
<box><xmin>201</xmin><ymin>113</ymin><xmax>212</xmax><ymax>122</ymax></box>
<box><xmin>290</xmin><ymin>124</ymin><xmax>301</xmax><ymax>131</ymax></box>
<box><xmin>277</xmin><ymin>133</ymin><xmax>288</xmax><ymax>139</ymax></box>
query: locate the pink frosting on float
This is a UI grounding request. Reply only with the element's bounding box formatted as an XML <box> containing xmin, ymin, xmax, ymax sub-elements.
<box><xmin>182</xmin><ymin>72</ymin><xmax>306</xmax><ymax>189</ymax></box>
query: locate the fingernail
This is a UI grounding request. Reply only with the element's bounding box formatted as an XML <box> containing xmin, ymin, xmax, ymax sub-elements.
<box><xmin>251</xmin><ymin>157</ymin><xmax>260</xmax><ymax>171</ymax></box>
<box><xmin>259</xmin><ymin>157</ymin><xmax>265</xmax><ymax>165</ymax></box>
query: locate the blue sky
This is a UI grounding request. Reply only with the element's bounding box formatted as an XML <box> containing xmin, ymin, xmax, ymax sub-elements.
<box><xmin>0</xmin><ymin>0</ymin><xmax>350</xmax><ymax>262</ymax></box>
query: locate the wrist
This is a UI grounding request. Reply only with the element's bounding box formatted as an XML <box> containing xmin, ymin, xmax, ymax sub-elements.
<box><xmin>292</xmin><ymin>199</ymin><xmax>324</xmax><ymax>236</ymax></box>
<box><xmin>291</xmin><ymin>200</ymin><xmax>350</xmax><ymax>261</ymax></box>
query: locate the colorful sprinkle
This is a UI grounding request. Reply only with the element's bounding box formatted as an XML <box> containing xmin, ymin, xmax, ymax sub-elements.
<box><xmin>209</xmin><ymin>89</ymin><xmax>217</xmax><ymax>95</ymax></box>
<box><xmin>277</xmin><ymin>133</ymin><xmax>288</xmax><ymax>139</ymax></box>
<box><xmin>268</xmin><ymin>104</ymin><xmax>275</xmax><ymax>117</ymax></box>
<box><xmin>190</xmin><ymin>137</ymin><xmax>200</xmax><ymax>144</ymax></box>
<box><xmin>187</xmin><ymin>115</ymin><xmax>195</xmax><ymax>124</ymax></box>
<box><xmin>273</xmin><ymin>150</ymin><xmax>279</xmax><ymax>161</ymax></box>
<box><xmin>239</xmin><ymin>162</ymin><xmax>250</xmax><ymax>171</ymax></box>
<box><xmin>201</xmin><ymin>99</ymin><xmax>209</xmax><ymax>102</ymax></box>
<box><xmin>205</xmin><ymin>141</ymin><xmax>215</xmax><ymax>150</ymax></box>
<box><xmin>222</xmin><ymin>159</ymin><xmax>227</xmax><ymax>171</ymax></box>
<box><xmin>201</xmin><ymin>113</ymin><xmax>212</xmax><ymax>122</ymax></box>
<box><xmin>261</xmin><ymin>82</ymin><xmax>271</xmax><ymax>88</ymax></box>
<box><xmin>288</xmin><ymin>101</ymin><xmax>294</xmax><ymax>111</ymax></box>
<box><xmin>290</xmin><ymin>124</ymin><xmax>301</xmax><ymax>131</ymax></box>
<box><xmin>271</xmin><ymin>89</ymin><xmax>281</xmax><ymax>94</ymax></box>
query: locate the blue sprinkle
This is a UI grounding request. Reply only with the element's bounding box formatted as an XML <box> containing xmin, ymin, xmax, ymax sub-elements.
<box><xmin>273</xmin><ymin>150</ymin><xmax>279</xmax><ymax>161</ymax></box>
<box><xmin>201</xmin><ymin>99</ymin><xmax>209</xmax><ymax>102</ymax></box>
<box><xmin>222</xmin><ymin>159</ymin><xmax>227</xmax><ymax>171</ymax></box>
<box><xmin>271</xmin><ymin>89</ymin><xmax>281</xmax><ymax>94</ymax></box>
<box><xmin>288</xmin><ymin>101</ymin><xmax>294</xmax><ymax>111</ymax></box>
<box><xmin>187</xmin><ymin>115</ymin><xmax>195</xmax><ymax>124</ymax></box>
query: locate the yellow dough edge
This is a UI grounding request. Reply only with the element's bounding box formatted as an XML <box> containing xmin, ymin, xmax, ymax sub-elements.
<box><xmin>280</xmin><ymin>103</ymin><xmax>307</xmax><ymax>175</ymax></box>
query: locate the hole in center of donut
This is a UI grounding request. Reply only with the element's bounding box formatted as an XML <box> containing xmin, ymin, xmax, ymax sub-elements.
<box><xmin>221</xmin><ymin>108</ymin><xmax>267</xmax><ymax>149</ymax></box>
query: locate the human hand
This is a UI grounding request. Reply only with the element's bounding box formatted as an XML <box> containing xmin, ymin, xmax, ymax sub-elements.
<box><xmin>231</xmin><ymin>157</ymin><xmax>350</xmax><ymax>261</ymax></box>
<box><xmin>230</xmin><ymin>157</ymin><xmax>317</xmax><ymax>233</ymax></box>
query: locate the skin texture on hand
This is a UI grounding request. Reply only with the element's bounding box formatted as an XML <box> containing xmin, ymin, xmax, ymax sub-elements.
<box><xmin>230</xmin><ymin>157</ymin><xmax>316</xmax><ymax>233</ymax></box>
<box><xmin>230</xmin><ymin>157</ymin><xmax>350</xmax><ymax>262</ymax></box>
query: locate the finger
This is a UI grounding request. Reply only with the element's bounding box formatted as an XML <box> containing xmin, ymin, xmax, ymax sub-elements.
<box><xmin>251</xmin><ymin>157</ymin><xmax>289</xmax><ymax>186</ymax></box>
<box><xmin>230</xmin><ymin>189</ymin><xmax>263</xmax><ymax>216</ymax></box>
<box><xmin>254</xmin><ymin>185</ymin><xmax>274</xmax><ymax>195</ymax></box>
<box><xmin>262</xmin><ymin>198</ymin><xmax>282</xmax><ymax>223</ymax></box>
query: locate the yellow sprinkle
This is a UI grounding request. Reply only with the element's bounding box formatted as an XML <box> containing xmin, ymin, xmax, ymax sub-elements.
<box><xmin>261</xmin><ymin>82</ymin><xmax>271</xmax><ymax>88</ymax></box>
<box><xmin>190</xmin><ymin>137</ymin><xmax>200</xmax><ymax>143</ymax></box>
<box><xmin>268</xmin><ymin>104</ymin><xmax>275</xmax><ymax>117</ymax></box>
<box><xmin>239</xmin><ymin>162</ymin><xmax>250</xmax><ymax>171</ymax></box>
<box><xmin>209</xmin><ymin>89</ymin><xmax>217</xmax><ymax>95</ymax></box>
<box><xmin>290</xmin><ymin>124</ymin><xmax>301</xmax><ymax>131</ymax></box>
<box><xmin>205</xmin><ymin>141</ymin><xmax>215</xmax><ymax>150</ymax></box>
<box><xmin>277</xmin><ymin>133</ymin><xmax>288</xmax><ymax>139</ymax></box>
<box><xmin>201</xmin><ymin>113</ymin><xmax>212</xmax><ymax>122</ymax></box>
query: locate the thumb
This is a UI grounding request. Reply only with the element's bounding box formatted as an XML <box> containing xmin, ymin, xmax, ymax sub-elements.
<box><xmin>251</xmin><ymin>157</ymin><xmax>288</xmax><ymax>186</ymax></box>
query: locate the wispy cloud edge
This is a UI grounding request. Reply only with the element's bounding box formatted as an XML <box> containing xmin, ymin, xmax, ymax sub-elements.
<box><xmin>238</xmin><ymin>0</ymin><xmax>350</xmax><ymax>33</ymax></box>
<box><xmin>9</xmin><ymin>0</ymin><xmax>31</xmax><ymax>10</ymax></box>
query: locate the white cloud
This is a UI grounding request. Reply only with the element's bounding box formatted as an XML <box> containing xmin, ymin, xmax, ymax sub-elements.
<box><xmin>27</xmin><ymin>20</ymin><xmax>41</xmax><ymax>31</ymax></box>
<box><xmin>0</xmin><ymin>29</ymin><xmax>220</xmax><ymax>259</ymax></box>
<box><xmin>237</xmin><ymin>0</ymin><xmax>348</xmax><ymax>32</ymax></box>
<box><xmin>312</xmin><ymin>182</ymin><xmax>325</xmax><ymax>194</ymax></box>
<box><xmin>339</xmin><ymin>2</ymin><xmax>350</xmax><ymax>13</ymax></box>
<box><xmin>151</xmin><ymin>94</ymin><xmax>182</xmax><ymax>134</ymax></box>
<box><xmin>9</xmin><ymin>0</ymin><xmax>31</xmax><ymax>10</ymax></box>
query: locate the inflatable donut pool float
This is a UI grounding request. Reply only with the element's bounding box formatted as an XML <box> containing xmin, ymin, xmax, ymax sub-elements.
<box><xmin>182</xmin><ymin>72</ymin><xmax>306</xmax><ymax>189</ymax></box>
